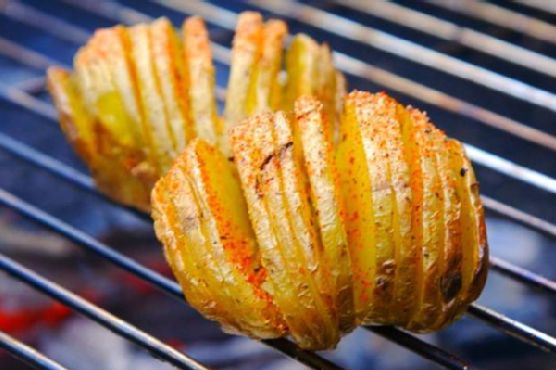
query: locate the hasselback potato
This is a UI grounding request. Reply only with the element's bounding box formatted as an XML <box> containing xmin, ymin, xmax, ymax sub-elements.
<box><xmin>47</xmin><ymin>11</ymin><xmax>488</xmax><ymax>350</ymax></box>
<box><xmin>152</xmin><ymin>92</ymin><xmax>488</xmax><ymax>350</ymax></box>
<box><xmin>47</xmin><ymin>12</ymin><xmax>343</xmax><ymax>210</ymax></box>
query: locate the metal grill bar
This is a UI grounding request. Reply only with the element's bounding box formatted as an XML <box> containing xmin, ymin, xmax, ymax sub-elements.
<box><xmin>468</xmin><ymin>305</ymin><xmax>556</xmax><ymax>353</ymax></box>
<box><xmin>489</xmin><ymin>256</ymin><xmax>556</xmax><ymax>296</ymax></box>
<box><xmin>365</xmin><ymin>326</ymin><xmax>472</xmax><ymax>370</ymax></box>
<box><xmin>429</xmin><ymin>0</ymin><xmax>556</xmax><ymax>45</ymax></box>
<box><xmin>0</xmin><ymin>254</ymin><xmax>209</xmax><ymax>370</ymax></box>
<box><xmin>75</xmin><ymin>0</ymin><xmax>556</xmax><ymax>154</ymax></box>
<box><xmin>516</xmin><ymin>0</ymin><xmax>556</xmax><ymax>16</ymax></box>
<box><xmin>0</xmin><ymin>188</ymin><xmax>182</xmax><ymax>297</ymax></box>
<box><xmin>249</xmin><ymin>0</ymin><xmax>556</xmax><ymax>113</ymax></box>
<box><xmin>481</xmin><ymin>196</ymin><xmax>556</xmax><ymax>240</ymax></box>
<box><xmin>0</xmin><ymin>331</ymin><xmax>68</xmax><ymax>370</ymax></box>
<box><xmin>340</xmin><ymin>0</ymin><xmax>556</xmax><ymax>79</ymax></box>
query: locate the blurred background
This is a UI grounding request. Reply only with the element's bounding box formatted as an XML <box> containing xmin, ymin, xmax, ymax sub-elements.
<box><xmin>0</xmin><ymin>0</ymin><xmax>555</xmax><ymax>369</ymax></box>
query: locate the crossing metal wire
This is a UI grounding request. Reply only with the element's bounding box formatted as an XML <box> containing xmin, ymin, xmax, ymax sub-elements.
<box><xmin>0</xmin><ymin>1</ymin><xmax>555</xmax><ymax>369</ymax></box>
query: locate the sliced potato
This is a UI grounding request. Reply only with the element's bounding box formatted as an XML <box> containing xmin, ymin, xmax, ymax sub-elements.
<box><xmin>450</xmin><ymin>141</ymin><xmax>488</xmax><ymax>312</ymax></box>
<box><xmin>284</xmin><ymin>36</ymin><xmax>341</xmax><ymax>136</ymax></box>
<box><xmin>402</xmin><ymin>108</ymin><xmax>443</xmax><ymax>331</ymax></box>
<box><xmin>245</xmin><ymin>19</ymin><xmax>287</xmax><ymax>115</ymax></box>
<box><xmin>222</xmin><ymin>12</ymin><xmax>263</xmax><ymax>156</ymax></box>
<box><xmin>182</xmin><ymin>16</ymin><xmax>220</xmax><ymax>146</ymax></box>
<box><xmin>180</xmin><ymin>140</ymin><xmax>286</xmax><ymax>337</ymax></box>
<box><xmin>337</xmin><ymin>92</ymin><xmax>377</xmax><ymax>321</ymax></box>
<box><xmin>357</xmin><ymin>93</ymin><xmax>397</xmax><ymax>324</ymax></box>
<box><xmin>151</xmin><ymin>17</ymin><xmax>191</xmax><ymax>153</ymax></box>
<box><xmin>47</xmin><ymin>67</ymin><xmax>95</xmax><ymax>162</ymax></box>
<box><xmin>151</xmin><ymin>173</ymin><xmax>231</xmax><ymax>328</ymax></box>
<box><xmin>271</xmin><ymin>111</ymin><xmax>340</xmax><ymax>347</ymax></box>
<box><xmin>231</xmin><ymin>114</ymin><xmax>338</xmax><ymax>349</ymax></box>
<box><xmin>294</xmin><ymin>96</ymin><xmax>355</xmax><ymax>332</ymax></box>
<box><xmin>129</xmin><ymin>23</ymin><xmax>176</xmax><ymax>173</ymax></box>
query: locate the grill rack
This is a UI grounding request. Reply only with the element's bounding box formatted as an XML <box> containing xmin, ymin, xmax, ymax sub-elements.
<box><xmin>0</xmin><ymin>0</ymin><xmax>554</xmax><ymax>369</ymax></box>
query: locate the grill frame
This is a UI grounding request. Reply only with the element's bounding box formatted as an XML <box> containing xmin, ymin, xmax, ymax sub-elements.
<box><xmin>0</xmin><ymin>1</ymin><xmax>555</xmax><ymax>369</ymax></box>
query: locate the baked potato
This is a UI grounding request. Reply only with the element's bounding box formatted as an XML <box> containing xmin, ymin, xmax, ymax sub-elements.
<box><xmin>152</xmin><ymin>92</ymin><xmax>488</xmax><ymax>349</ymax></box>
<box><xmin>47</xmin><ymin>12</ymin><xmax>342</xmax><ymax>209</ymax></box>
<box><xmin>48</xmin><ymin>11</ymin><xmax>488</xmax><ymax>350</ymax></box>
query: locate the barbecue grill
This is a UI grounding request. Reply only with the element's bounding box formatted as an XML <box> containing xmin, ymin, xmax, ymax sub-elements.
<box><xmin>0</xmin><ymin>0</ymin><xmax>555</xmax><ymax>369</ymax></box>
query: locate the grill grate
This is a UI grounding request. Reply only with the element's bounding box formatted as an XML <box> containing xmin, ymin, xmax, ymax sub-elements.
<box><xmin>0</xmin><ymin>0</ymin><xmax>555</xmax><ymax>369</ymax></box>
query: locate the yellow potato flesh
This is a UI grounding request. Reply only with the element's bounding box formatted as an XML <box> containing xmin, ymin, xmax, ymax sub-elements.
<box><xmin>181</xmin><ymin>140</ymin><xmax>286</xmax><ymax>338</ymax></box>
<box><xmin>271</xmin><ymin>111</ymin><xmax>340</xmax><ymax>348</ymax></box>
<box><xmin>294</xmin><ymin>97</ymin><xmax>355</xmax><ymax>332</ymax></box>
<box><xmin>129</xmin><ymin>24</ymin><xmax>176</xmax><ymax>173</ymax></box>
<box><xmin>337</xmin><ymin>94</ymin><xmax>377</xmax><ymax>321</ymax></box>
<box><xmin>151</xmin><ymin>17</ymin><xmax>191</xmax><ymax>153</ymax></box>
<box><xmin>245</xmin><ymin>20</ymin><xmax>287</xmax><ymax>115</ymax></box>
<box><xmin>182</xmin><ymin>17</ymin><xmax>220</xmax><ymax>146</ymax></box>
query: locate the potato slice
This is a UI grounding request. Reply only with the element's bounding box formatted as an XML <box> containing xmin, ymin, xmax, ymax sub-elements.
<box><xmin>182</xmin><ymin>16</ymin><xmax>220</xmax><ymax>146</ymax></box>
<box><xmin>129</xmin><ymin>23</ymin><xmax>176</xmax><ymax>173</ymax></box>
<box><xmin>450</xmin><ymin>141</ymin><xmax>488</xmax><ymax>311</ymax></box>
<box><xmin>284</xmin><ymin>36</ymin><xmax>341</xmax><ymax>137</ymax></box>
<box><xmin>358</xmin><ymin>93</ymin><xmax>398</xmax><ymax>324</ymax></box>
<box><xmin>418</xmin><ymin>131</ymin><xmax>460</xmax><ymax>330</ymax></box>
<box><xmin>151</xmin><ymin>173</ymin><xmax>232</xmax><ymax>329</ymax></box>
<box><xmin>222</xmin><ymin>12</ymin><xmax>263</xmax><ymax>156</ymax></box>
<box><xmin>245</xmin><ymin>19</ymin><xmax>287</xmax><ymax>115</ymax></box>
<box><xmin>180</xmin><ymin>140</ymin><xmax>286</xmax><ymax>338</ymax></box>
<box><xmin>402</xmin><ymin>108</ymin><xmax>443</xmax><ymax>331</ymax></box>
<box><xmin>354</xmin><ymin>93</ymin><xmax>415</xmax><ymax>325</ymax></box>
<box><xmin>337</xmin><ymin>93</ymin><xmax>376</xmax><ymax>321</ymax></box>
<box><xmin>271</xmin><ymin>111</ymin><xmax>340</xmax><ymax>347</ymax></box>
<box><xmin>294</xmin><ymin>97</ymin><xmax>355</xmax><ymax>332</ymax></box>
<box><xmin>47</xmin><ymin>67</ymin><xmax>95</xmax><ymax>162</ymax></box>
<box><xmin>231</xmin><ymin>114</ymin><xmax>338</xmax><ymax>349</ymax></box>
<box><xmin>151</xmin><ymin>18</ymin><xmax>191</xmax><ymax>153</ymax></box>
<box><xmin>69</xmin><ymin>36</ymin><xmax>153</xmax><ymax>210</ymax></box>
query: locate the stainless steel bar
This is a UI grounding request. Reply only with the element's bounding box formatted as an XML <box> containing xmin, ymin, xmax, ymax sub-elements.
<box><xmin>481</xmin><ymin>195</ymin><xmax>556</xmax><ymax>240</ymax></box>
<box><xmin>429</xmin><ymin>0</ymin><xmax>556</xmax><ymax>45</ymax></box>
<box><xmin>489</xmin><ymin>256</ymin><xmax>556</xmax><ymax>296</ymax></box>
<box><xmin>0</xmin><ymin>254</ymin><xmax>209</xmax><ymax>370</ymax></box>
<box><xmin>0</xmin><ymin>331</ymin><xmax>69</xmax><ymax>370</ymax></box>
<box><xmin>467</xmin><ymin>304</ymin><xmax>556</xmax><ymax>353</ymax></box>
<box><xmin>0</xmin><ymin>84</ymin><xmax>58</xmax><ymax>121</ymax></box>
<box><xmin>364</xmin><ymin>326</ymin><xmax>473</xmax><ymax>370</ymax></box>
<box><xmin>342</xmin><ymin>0</ymin><xmax>556</xmax><ymax>79</ymax></box>
<box><xmin>2</xmin><ymin>1</ymin><xmax>90</xmax><ymax>45</ymax></box>
<box><xmin>463</xmin><ymin>143</ymin><xmax>556</xmax><ymax>194</ymax></box>
<box><xmin>516</xmin><ymin>0</ymin><xmax>556</xmax><ymax>16</ymax></box>
<box><xmin>0</xmin><ymin>37</ymin><xmax>56</xmax><ymax>69</ymax></box>
<box><xmin>13</xmin><ymin>76</ymin><xmax>47</xmax><ymax>94</ymax></box>
<box><xmin>250</xmin><ymin>0</ymin><xmax>556</xmax><ymax>114</ymax></box>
